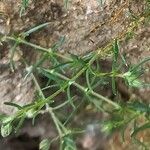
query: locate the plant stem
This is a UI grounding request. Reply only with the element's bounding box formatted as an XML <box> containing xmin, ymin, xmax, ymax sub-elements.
<box><xmin>44</xmin><ymin>70</ymin><xmax>120</xmax><ymax>108</ymax></box>
<box><xmin>5</xmin><ymin>36</ymin><xmax>71</xmax><ymax>61</ymax></box>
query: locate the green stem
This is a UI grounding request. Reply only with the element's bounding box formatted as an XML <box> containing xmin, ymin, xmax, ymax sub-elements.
<box><xmin>49</xmin><ymin>107</ymin><xmax>63</xmax><ymax>137</ymax></box>
<box><xmin>44</xmin><ymin>69</ymin><xmax>120</xmax><ymax>109</ymax></box>
<box><xmin>23</xmin><ymin>60</ymin><xmax>64</xmax><ymax>142</ymax></box>
<box><xmin>5</xmin><ymin>36</ymin><xmax>71</xmax><ymax>61</ymax></box>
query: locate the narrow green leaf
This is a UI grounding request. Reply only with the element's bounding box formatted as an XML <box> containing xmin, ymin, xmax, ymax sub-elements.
<box><xmin>131</xmin><ymin>122</ymin><xmax>150</xmax><ymax>138</ymax></box>
<box><xmin>49</xmin><ymin>54</ymin><xmax>66</xmax><ymax>73</ymax></box>
<box><xmin>24</xmin><ymin>53</ymin><xmax>49</xmax><ymax>79</ymax></box>
<box><xmin>52</xmin><ymin>61</ymin><xmax>72</xmax><ymax>71</ymax></box>
<box><xmin>22</xmin><ymin>0</ymin><xmax>29</xmax><ymax>8</ymax></box>
<box><xmin>1</xmin><ymin>123</ymin><xmax>13</xmax><ymax>137</ymax></box>
<box><xmin>128</xmin><ymin>101</ymin><xmax>150</xmax><ymax>113</ymax></box>
<box><xmin>64</xmin><ymin>0</ymin><xmax>69</xmax><ymax>9</ymax></box>
<box><xmin>9</xmin><ymin>42</ymin><xmax>19</xmax><ymax>72</ymax></box>
<box><xmin>2</xmin><ymin>116</ymin><xmax>14</xmax><ymax>124</ymax></box>
<box><xmin>123</xmin><ymin>68</ymin><xmax>145</xmax><ymax>88</ymax></box>
<box><xmin>32</xmin><ymin>116</ymin><xmax>36</xmax><ymax>125</ymax></box>
<box><xmin>111</xmin><ymin>39</ymin><xmax>119</xmax><ymax>95</ymax></box>
<box><xmin>20</xmin><ymin>0</ymin><xmax>29</xmax><ymax>17</ymax></box>
<box><xmin>62</xmin><ymin>136</ymin><xmax>77</xmax><ymax>150</ymax></box>
<box><xmin>15</xmin><ymin>116</ymin><xmax>26</xmax><ymax>134</ymax></box>
<box><xmin>82</xmin><ymin>52</ymin><xmax>94</xmax><ymax>62</ymax></box>
<box><xmin>112</xmin><ymin>77</ymin><xmax>117</xmax><ymax>95</ymax></box>
<box><xmin>39</xmin><ymin>68</ymin><xmax>64</xmax><ymax>87</ymax></box>
<box><xmin>51</xmin><ymin>36</ymin><xmax>65</xmax><ymax>51</ymax></box>
<box><xmin>86</xmin><ymin>69</ymin><xmax>93</xmax><ymax>92</ymax></box>
<box><xmin>112</xmin><ymin>39</ymin><xmax>119</xmax><ymax>66</ymax></box>
<box><xmin>22</xmin><ymin>22</ymin><xmax>50</xmax><ymax>37</ymax></box>
<box><xmin>120</xmin><ymin>53</ymin><xmax>128</xmax><ymax>67</ymax></box>
<box><xmin>4</xmin><ymin>102</ymin><xmax>22</xmax><ymax>110</ymax></box>
<box><xmin>70</xmin><ymin>54</ymin><xmax>86</xmax><ymax>67</ymax></box>
<box><xmin>39</xmin><ymin>139</ymin><xmax>51</xmax><ymax>150</ymax></box>
<box><xmin>63</xmin><ymin>100</ymin><xmax>83</xmax><ymax>125</ymax></box>
<box><xmin>67</xmin><ymin>86</ymin><xmax>75</xmax><ymax>109</ymax></box>
<box><xmin>130</xmin><ymin>57</ymin><xmax>150</xmax><ymax>73</ymax></box>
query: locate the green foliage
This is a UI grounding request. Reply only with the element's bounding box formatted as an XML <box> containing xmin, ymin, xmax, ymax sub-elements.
<box><xmin>20</xmin><ymin>0</ymin><xmax>29</xmax><ymax>17</ymax></box>
<box><xmin>1</xmin><ymin>116</ymin><xmax>14</xmax><ymax>137</ymax></box>
<box><xmin>97</xmin><ymin>0</ymin><xmax>105</xmax><ymax>6</ymax></box>
<box><xmin>111</xmin><ymin>39</ymin><xmax>119</xmax><ymax>95</ymax></box>
<box><xmin>1</xmin><ymin>1</ymin><xmax>150</xmax><ymax>149</ymax></box>
<box><xmin>39</xmin><ymin>139</ymin><xmax>51</xmax><ymax>150</ymax></box>
<box><xmin>64</xmin><ymin>0</ymin><xmax>70</xmax><ymax>9</ymax></box>
<box><xmin>123</xmin><ymin>57</ymin><xmax>150</xmax><ymax>88</ymax></box>
<box><xmin>62</xmin><ymin>136</ymin><xmax>77</xmax><ymax>150</ymax></box>
<box><xmin>1</xmin><ymin>34</ymin><xmax>150</xmax><ymax>149</ymax></box>
<box><xmin>22</xmin><ymin>22</ymin><xmax>50</xmax><ymax>37</ymax></box>
<box><xmin>1</xmin><ymin>123</ymin><xmax>13</xmax><ymax>137</ymax></box>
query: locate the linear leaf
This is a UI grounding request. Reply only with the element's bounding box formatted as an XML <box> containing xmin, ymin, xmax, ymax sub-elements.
<box><xmin>86</xmin><ymin>69</ymin><xmax>93</xmax><ymax>92</ymax></box>
<box><xmin>131</xmin><ymin>122</ymin><xmax>150</xmax><ymax>137</ymax></box>
<box><xmin>22</xmin><ymin>22</ymin><xmax>50</xmax><ymax>37</ymax></box>
<box><xmin>51</xmin><ymin>36</ymin><xmax>65</xmax><ymax>51</ymax></box>
<box><xmin>39</xmin><ymin>139</ymin><xmax>51</xmax><ymax>150</ymax></box>
<box><xmin>15</xmin><ymin>116</ymin><xmax>26</xmax><ymax>134</ymax></box>
<box><xmin>64</xmin><ymin>0</ymin><xmax>69</xmax><ymax>9</ymax></box>
<box><xmin>4</xmin><ymin>102</ymin><xmax>22</xmax><ymax>110</ymax></box>
<box><xmin>67</xmin><ymin>86</ymin><xmax>75</xmax><ymax>109</ymax></box>
<box><xmin>112</xmin><ymin>77</ymin><xmax>117</xmax><ymax>95</ymax></box>
<box><xmin>1</xmin><ymin>123</ymin><xmax>13</xmax><ymax>137</ymax></box>
<box><xmin>111</xmin><ymin>39</ymin><xmax>119</xmax><ymax>95</ymax></box>
<box><xmin>62</xmin><ymin>136</ymin><xmax>77</xmax><ymax>150</ymax></box>
<box><xmin>130</xmin><ymin>57</ymin><xmax>150</xmax><ymax>72</ymax></box>
<box><xmin>112</xmin><ymin>39</ymin><xmax>119</xmax><ymax>67</ymax></box>
<box><xmin>128</xmin><ymin>101</ymin><xmax>150</xmax><ymax>113</ymax></box>
<box><xmin>20</xmin><ymin>0</ymin><xmax>29</xmax><ymax>16</ymax></box>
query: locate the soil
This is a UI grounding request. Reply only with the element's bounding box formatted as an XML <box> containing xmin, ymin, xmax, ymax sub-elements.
<box><xmin>0</xmin><ymin>0</ymin><xmax>150</xmax><ymax>149</ymax></box>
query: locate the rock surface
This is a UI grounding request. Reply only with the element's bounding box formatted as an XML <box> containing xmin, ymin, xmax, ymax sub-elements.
<box><xmin>0</xmin><ymin>0</ymin><xmax>150</xmax><ymax>149</ymax></box>
<box><xmin>0</xmin><ymin>0</ymin><xmax>149</xmax><ymax>113</ymax></box>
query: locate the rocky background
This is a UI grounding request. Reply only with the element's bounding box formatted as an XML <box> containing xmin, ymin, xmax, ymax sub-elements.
<box><xmin>0</xmin><ymin>0</ymin><xmax>150</xmax><ymax>149</ymax></box>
